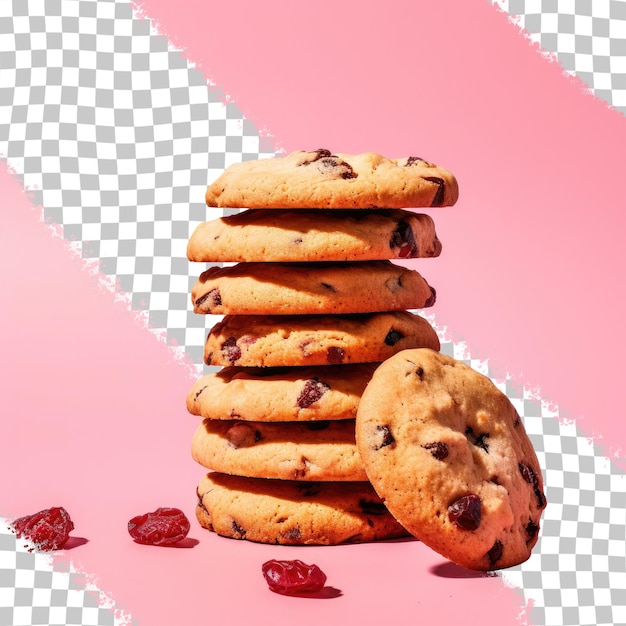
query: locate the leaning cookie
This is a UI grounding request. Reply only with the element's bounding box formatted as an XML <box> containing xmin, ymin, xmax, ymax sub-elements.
<box><xmin>191</xmin><ymin>419</ymin><xmax>367</xmax><ymax>482</ymax></box>
<box><xmin>204</xmin><ymin>311</ymin><xmax>441</xmax><ymax>368</ymax></box>
<box><xmin>186</xmin><ymin>364</ymin><xmax>377</xmax><ymax>422</ymax></box>
<box><xmin>187</xmin><ymin>208</ymin><xmax>442</xmax><ymax>262</ymax></box>
<box><xmin>195</xmin><ymin>472</ymin><xmax>408</xmax><ymax>545</ymax></box>
<box><xmin>356</xmin><ymin>348</ymin><xmax>546</xmax><ymax>570</ymax></box>
<box><xmin>205</xmin><ymin>149</ymin><xmax>458</xmax><ymax>209</ymax></box>
<box><xmin>192</xmin><ymin>261</ymin><xmax>436</xmax><ymax>315</ymax></box>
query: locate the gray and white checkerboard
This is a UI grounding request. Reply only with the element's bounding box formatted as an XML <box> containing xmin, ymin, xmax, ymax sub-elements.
<box><xmin>1</xmin><ymin>1</ymin><xmax>626</xmax><ymax>625</ymax></box>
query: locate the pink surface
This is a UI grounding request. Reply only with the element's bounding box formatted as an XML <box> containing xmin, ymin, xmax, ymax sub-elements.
<box><xmin>139</xmin><ymin>0</ymin><xmax>626</xmax><ymax>463</ymax></box>
<box><xmin>2</xmin><ymin>1</ymin><xmax>626</xmax><ymax>625</ymax></box>
<box><xmin>0</xmin><ymin>166</ymin><xmax>529</xmax><ymax>623</ymax></box>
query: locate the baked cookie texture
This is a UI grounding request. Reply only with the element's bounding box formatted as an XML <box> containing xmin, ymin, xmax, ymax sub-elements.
<box><xmin>186</xmin><ymin>364</ymin><xmax>377</xmax><ymax>422</ymax></box>
<box><xmin>204</xmin><ymin>311</ymin><xmax>441</xmax><ymax>368</ymax></box>
<box><xmin>355</xmin><ymin>348</ymin><xmax>546</xmax><ymax>570</ymax></box>
<box><xmin>191</xmin><ymin>261</ymin><xmax>436</xmax><ymax>315</ymax></box>
<box><xmin>195</xmin><ymin>472</ymin><xmax>408</xmax><ymax>545</ymax></box>
<box><xmin>191</xmin><ymin>418</ymin><xmax>367</xmax><ymax>482</ymax></box>
<box><xmin>205</xmin><ymin>149</ymin><xmax>459</xmax><ymax>209</ymax></box>
<box><xmin>187</xmin><ymin>208</ymin><xmax>442</xmax><ymax>263</ymax></box>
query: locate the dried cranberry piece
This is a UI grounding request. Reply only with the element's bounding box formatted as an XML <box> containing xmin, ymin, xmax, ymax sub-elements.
<box><xmin>296</xmin><ymin>377</ymin><xmax>331</xmax><ymax>408</ymax></box>
<box><xmin>487</xmin><ymin>540</ymin><xmax>503</xmax><ymax>567</ymax></box>
<box><xmin>195</xmin><ymin>287</ymin><xmax>221</xmax><ymax>310</ymax></box>
<box><xmin>326</xmin><ymin>346</ymin><xmax>345</xmax><ymax>364</ymax></box>
<box><xmin>519</xmin><ymin>462</ymin><xmax>546</xmax><ymax>509</ymax></box>
<box><xmin>448</xmin><ymin>494</ymin><xmax>481</xmax><ymax>531</ymax></box>
<box><xmin>128</xmin><ymin>507</ymin><xmax>190</xmax><ymax>546</ymax></box>
<box><xmin>465</xmin><ymin>426</ymin><xmax>490</xmax><ymax>453</ymax></box>
<box><xmin>374</xmin><ymin>424</ymin><xmax>395</xmax><ymax>450</ymax></box>
<box><xmin>389</xmin><ymin>221</ymin><xmax>418</xmax><ymax>258</ymax></box>
<box><xmin>221</xmin><ymin>336</ymin><xmax>241</xmax><ymax>363</ymax></box>
<box><xmin>262</xmin><ymin>559</ymin><xmax>327</xmax><ymax>595</ymax></box>
<box><xmin>12</xmin><ymin>507</ymin><xmax>74</xmax><ymax>551</ymax></box>
<box><xmin>423</xmin><ymin>286</ymin><xmax>437</xmax><ymax>307</ymax></box>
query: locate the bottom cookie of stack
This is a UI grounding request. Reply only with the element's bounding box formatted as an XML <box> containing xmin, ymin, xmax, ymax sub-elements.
<box><xmin>195</xmin><ymin>472</ymin><xmax>408</xmax><ymax>545</ymax></box>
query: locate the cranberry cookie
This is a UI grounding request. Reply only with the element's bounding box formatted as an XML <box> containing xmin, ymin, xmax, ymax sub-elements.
<box><xmin>187</xmin><ymin>208</ymin><xmax>442</xmax><ymax>263</ymax></box>
<box><xmin>204</xmin><ymin>311</ymin><xmax>441</xmax><ymax>368</ymax></box>
<box><xmin>195</xmin><ymin>472</ymin><xmax>408</xmax><ymax>545</ymax></box>
<box><xmin>191</xmin><ymin>418</ymin><xmax>367</xmax><ymax>482</ymax></box>
<box><xmin>356</xmin><ymin>348</ymin><xmax>546</xmax><ymax>570</ymax></box>
<box><xmin>187</xmin><ymin>364</ymin><xmax>376</xmax><ymax>422</ymax></box>
<box><xmin>191</xmin><ymin>261</ymin><xmax>436</xmax><ymax>315</ymax></box>
<box><xmin>205</xmin><ymin>150</ymin><xmax>458</xmax><ymax>209</ymax></box>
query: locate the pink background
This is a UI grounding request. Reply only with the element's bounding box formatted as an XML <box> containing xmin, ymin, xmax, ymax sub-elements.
<box><xmin>2</xmin><ymin>0</ymin><xmax>626</xmax><ymax>624</ymax></box>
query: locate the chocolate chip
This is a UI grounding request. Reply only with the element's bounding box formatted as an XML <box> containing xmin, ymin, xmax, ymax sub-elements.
<box><xmin>487</xmin><ymin>540</ymin><xmax>503</xmax><ymax>567</ymax></box>
<box><xmin>326</xmin><ymin>346</ymin><xmax>345</xmax><ymax>364</ymax></box>
<box><xmin>297</xmin><ymin>377</ymin><xmax>331</xmax><ymax>408</ymax></box>
<box><xmin>466</xmin><ymin>426</ymin><xmax>490</xmax><ymax>453</ymax></box>
<box><xmin>390</xmin><ymin>220</ymin><xmax>418</xmax><ymax>258</ymax></box>
<box><xmin>374</xmin><ymin>424</ymin><xmax>395</xmax><ymax>450</ymax></box>
<box><xmin>448</xmin><ymin>494</ymin><xmax>481</xmax><ymax>531</ymax></box>
<box><xmin>221</xmin><ymin>337</ymin><xmax>241</xmax><ymax>364</ymax></box>
<box><xmin>384</xmin><ymin>328</ymin><xmax>404</xmax><ymax>346</ymax></box>
<box><xmin>424</xmin><ymin>176</ymin><xmax>445</xmax><ymax>207</ymax></box>
<box><xmin>359</xmin><ymin>500</ymin><xmax>387</xmax><ymax>516</ymax></box>
<box><xmin>415</xmin><ymin>366</ymin><xmax>425</xmax><ymax>380</ymax></box>
<box><xmin>422</xmin><ymin>441</ymin><xmax>448</xmax><ymax>460</ymax></box>
<box><xmin>320</xmin><ymin>282</ymin><xmax>337</xmax><ymax>292</ymax></box>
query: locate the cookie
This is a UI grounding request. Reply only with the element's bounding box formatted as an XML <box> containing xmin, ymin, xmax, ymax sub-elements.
<box><xmin>205</xmin><ymin>149</ymin><xmax>458</xmax><ymax>209</ymax></box>
<box><xmin>186</xmin><ymin>363</ymin><xmax>377</xmax><ymax>422</ymax></box>
<box><xmin>355</xmin><ymin>348</ymin><xmax>547</xmax><ymax>570</ymax></box>
<box><xmin>204</xmin><ymin>311</ymin><xmax>441</xmax><ymax>368</ymax></box>
<box><xmin>191</xmin><ymin>261</ymin><xmax>436</xmax><ymax>316</ymax></box>
<box><xmin>195</xmin><ymin>472</ymin><xmax>408</xmax><ymax>545</ymax></box>
<box><xmin>187</xmin><ymin>208</ymin><xmax>442</xmax><ymax>263</ymax></box>
<box><xmin>191</xmin><ymin>418</ymin><xmax>367</xmax><ymax>482</ymax></box>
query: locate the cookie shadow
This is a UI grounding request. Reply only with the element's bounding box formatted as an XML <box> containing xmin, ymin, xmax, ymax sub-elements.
<box><xmin>429</xmin><ymin>561</ymin><xmax>495</xmax><ymax>579</ymax></box>
<box><xmin>63</xmin><ymin>536</ymin><xmax>89</xmax><ymax>549</ymax></box>
<box><xmin>284</xmin><ymin>586</ymin><xmax>343</xmax><ymax>599</ymax></box>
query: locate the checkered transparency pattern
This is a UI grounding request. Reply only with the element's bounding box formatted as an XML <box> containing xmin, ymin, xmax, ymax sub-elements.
<box><xmin>490</xmin><ymin>0</ymin><xmax>626</xmax><ymax>114</ymax></box>
<box><xmin>1</xmin><ymin>1</ymin><xmax>626</xmax><ymax>626</ymax></box>
<box><xmin>0</xmin><ymin>523</ymin><xmax>126</xmax><ymax>626</ymax></box>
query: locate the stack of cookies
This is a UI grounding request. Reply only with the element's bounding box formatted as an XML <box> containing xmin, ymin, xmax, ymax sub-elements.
<box><xmin>185</xmin><ymin>149</ymin><xmax>546</xmax><ymax>569</ymax></box>
<box><xmin>185</xmin><ymin>149</ymin><xmax>458</xmax><ymax>545</ymax></box>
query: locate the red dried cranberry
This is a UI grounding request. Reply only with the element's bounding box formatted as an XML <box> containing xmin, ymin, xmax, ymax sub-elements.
<box><xmin>128</xmin><ymin>507</ymin><xmax>190</xmax><ymax>546</ymax></box>
<box><xmin>262</xmin><ymin>559</ymin><xmax>327</xmax><ymax>595</ymax></box>
<box><xmin>296</xmin><ymin>377</ymin><xmax>330</xmax><ymax>408</ymax></box>
<box><xmin>12</xmin><ymin>507</ymin><xmax>74</xmax><ymax>551</ymax></box>
<box><xmin>448</xmin><ymin>494</ymin><xmax>481</xmax><ymax>531</ymax></box>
